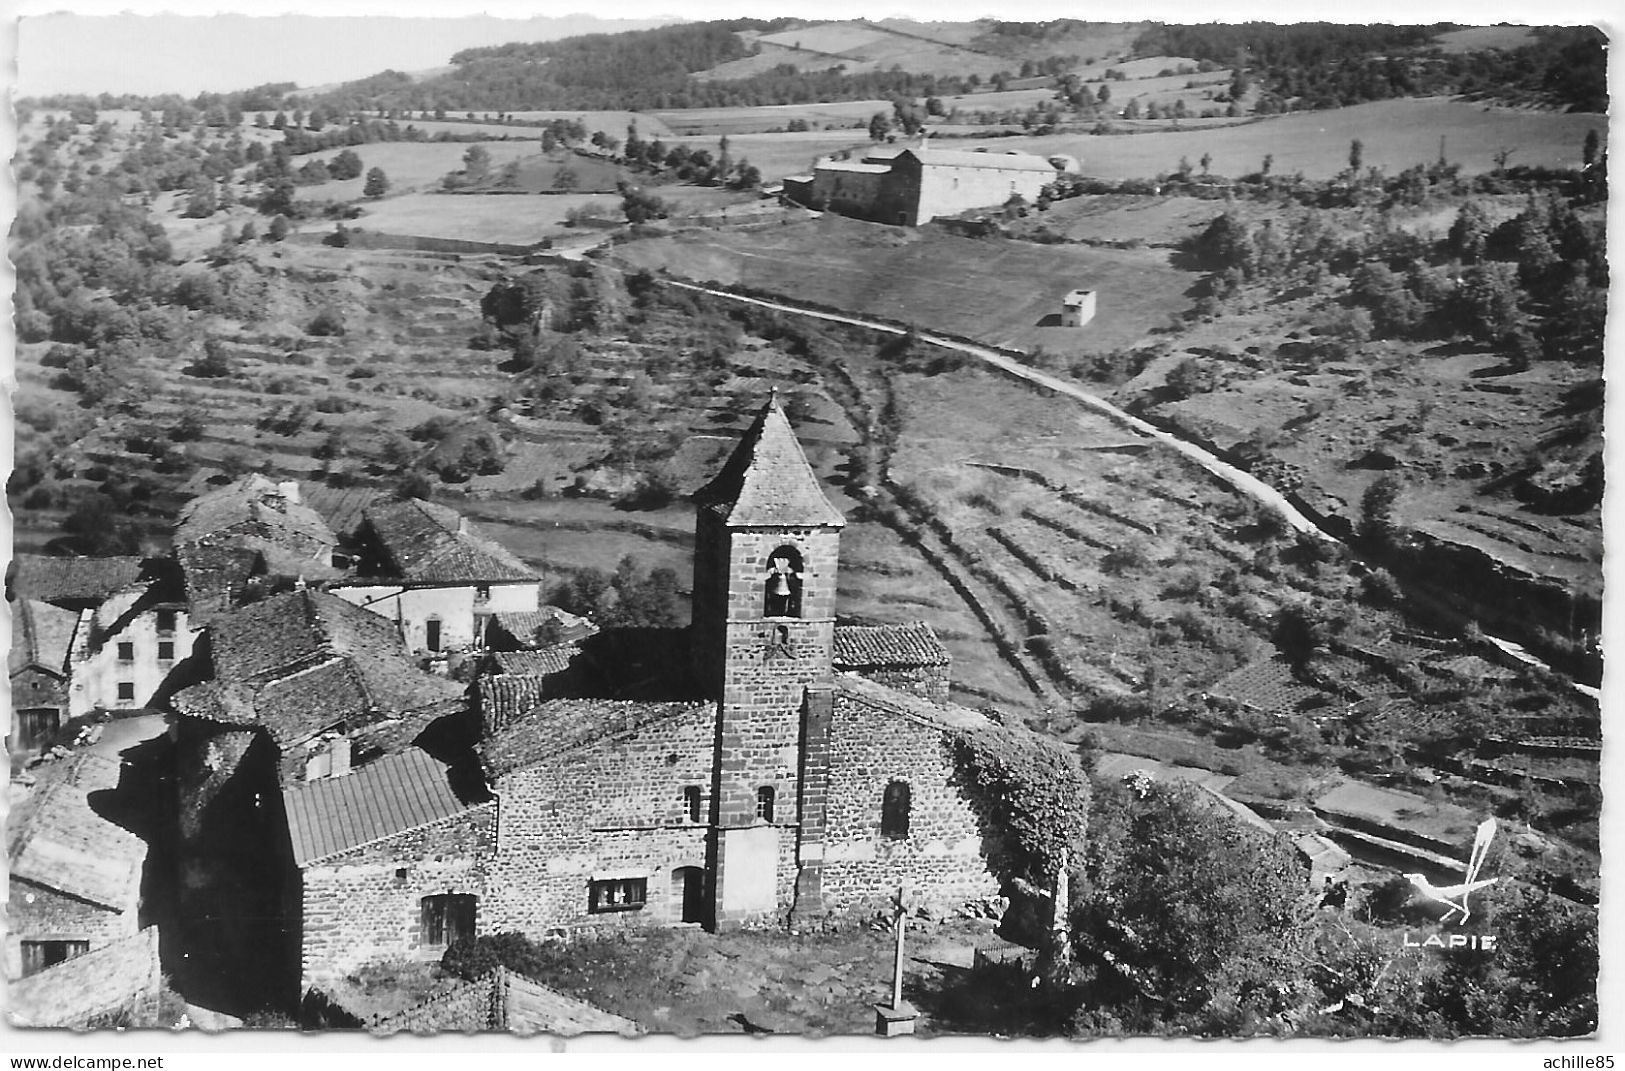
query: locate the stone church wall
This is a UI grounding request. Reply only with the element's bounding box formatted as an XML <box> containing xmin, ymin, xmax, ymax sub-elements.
<box><xmin>818</xmin><ymin>693</ymin><xmax>999</xmax><ymax>915</ymax></box>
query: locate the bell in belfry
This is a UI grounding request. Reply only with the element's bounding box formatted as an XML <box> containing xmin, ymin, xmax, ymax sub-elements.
<box><xmin>773</xmin><ymin>571</ymin><xmax>793</xmax><ymax>597</ymax></box>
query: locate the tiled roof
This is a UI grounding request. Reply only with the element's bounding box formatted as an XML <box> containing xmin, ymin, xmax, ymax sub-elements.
<box><xmin>7</xmin><ymin>927</ymin><xmax>162</xmax><ymax>1028</ymax></box>
<box><xmin>482</xmin><ymin>699</ymin><xmax>709</xmax><ymax>778</ymax></box>
<box><xmin>185</xmin><ymin>590</ymin><xmax>463</xmax><ymax>746</ymax></box>
<box><xmin>491</xmin><ymin>647</ymin><xmax>578</xmax><ymax>677</ymax></box>
<box><xmin>831</xmin><ymin>673</ymin><xmax>990</xmax><ymax>734</ymax></box>
<box><xmin>909</xmin><ymin>147</ymin><xmax>1059</xmax><ymax>172</ymax></box>
<box><xmin>491</xmin><ymin>607</ymin><xmax>596</xmax><ymax>647</ymax></box>
<box><xmin>174</xmin><ymin>474</ymin><xmax>336</xmax><ymax>554</ymax></box>
<box><xmin>370</xmin><ymin>968</ymin><xmax>641</xmax><ymax>1037</ymax></box>
<box><xmin>691</xmin><ymin>396</ymin><xmax>845</xmax><ymax>528</ymax></box>
<box><xmin>8</xmin><ymin>751</ymin><xmax>146</xmax><ymax>911</ymax></box>
<box><xmin>8</xmin><ymin>598</ymin><xmax>81</xmax><ymax>677</ymax></box>
<box><xmin>834</xmin><ymin>622</ymin><xmax>949</xmax><ymax>668</ymax></box>
<box><xmin>360</xmin><ymin>499</ymin><xmax>538</xmax><ymax>584</ymax></box>
<box><xmin>10</xmin><ymin>554</ymin><xmax>144</xmax><ymax>606</ymax></box>
<box><xmin>174</xmin><ymin>542</ymin><xmax>264</xmax><ymax>621</ymax></box>
<box><xmin>282</xmin><ymin>747</ymin><xmax>482</xmax><ymax>866</ymax></box>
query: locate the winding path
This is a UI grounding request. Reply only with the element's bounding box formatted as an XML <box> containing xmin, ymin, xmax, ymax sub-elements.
<box><xmin>659</xmin><ymin>279</ymin><xmax>1599</xmax><ymax>702</ymax></box>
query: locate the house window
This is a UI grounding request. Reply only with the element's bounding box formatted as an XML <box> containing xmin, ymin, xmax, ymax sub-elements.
<box><xmin>683</xmin><ymin>785</ymin><xmax>703</xmax><ymax>824</ymax></box>
<box><xmin>588</xmin><ymin>877</ymin><xmax>648</xmax><ymax>914</ymax></box>
<box><xmin>763</xmin><ymin>546</ymin><xmax>803</xmax><ymax>618</ymax></box>
<box><xmin>158</xmin><ymin>641</ymin><xmax>175</xmax><ymax>663</ymax></box>
<box><xmin>420</xmin><ymin>893</ymin><xmax>477</xmax><ymax>949</ymax></box>
<box><xmin>116</xmin><ymin>682</ymin><xmax>135</xmax><ymax>702</ymax></box>
<box><xmin>20</xmin><ymin>940</ymin><xmax>89</xmax><ymax>977</ymax></box>
<box><xmin>116</xmin><ymin>642</ymin><xmax>135</xmax><ymax>662</ymax></box>
<box><xmin>156</xmin><ymin>610</ymin><xmax>177</xmax><ymax>634</ymax></box>
<box><xmin>15</xmin><ymin>708</ymin><xmax>60</xmax><ymax>749</ymax></box>
<box><xmin>475</xmin><ymin>585</ymin><xmax>491</xmax><ymax>602</ymax></box>
<box><xmin>756</xmin><ymin>786</ymin><xmax>776</xmax><ymax>823</ymax></box>
<box><xmin>425</xmin><ymin>617</ymin><xmax>442</xmax><ymax>653</ymax></box>
<box><xmin>882</xmin><ymin>780</ymin><xmax>912</xmax><ymax>838</ymax></box>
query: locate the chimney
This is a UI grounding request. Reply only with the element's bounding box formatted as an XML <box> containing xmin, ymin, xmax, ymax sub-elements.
<box><xmin>330</xmin><ymin>735</ymin><xmax>352</xmax><ymax>778</ymax></box>
<box><xmin>277</xmin><ymin>480</ymin><xmax>302</xmax><ymax>505</ymax></box>
<box><xmin>457</xmin><ymin>515</ymin><xmax>469</xmax><ymax>536</ymax></box>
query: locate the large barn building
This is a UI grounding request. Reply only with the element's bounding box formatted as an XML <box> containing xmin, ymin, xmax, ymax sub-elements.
<box><xmin>789</xmin><ymin>146</ymin><xmax>1063</xmax><ymax>226</ymax></box>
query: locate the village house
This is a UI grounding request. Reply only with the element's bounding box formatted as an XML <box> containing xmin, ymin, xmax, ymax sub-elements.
<box><xmin>789</xmin><ymin>146</ymin><xmax>1063</xmax><ymax>226</ymax></box>
<box><xmin>329</xmin><ymin>498</ymin><xmax>544</xmax><ymax>655</ymax></box>
<box><xmin>284</xmin><ymin>398</ymin><xmax>1072</xmax><ymax>993</ymax></box>
<box><xmin>5</xmin><ymin>750</ymin><xmax>147</xmax><ymax>980</ymax></box>
<box><xmin>171</xmin><ymin>474</ymin><xmax>343</xmax><ymax>623</ymax></box>
<box><xmin>8</xmin><ymin>599</ymin><xmax>80</xmax><ymax>761</ymax></box>
<box><xmin>168</xmin><ymin>587</ymin><xmax>468</xmax><ymax>996</ymax></box>
<box><xmin>9</xmin><ymin>553</ymin><xmax>197</xmax><ymax>727</ymax></box>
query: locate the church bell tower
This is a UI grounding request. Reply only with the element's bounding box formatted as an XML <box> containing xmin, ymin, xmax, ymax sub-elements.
<box><xmin>690</xmin><ymin>395</ymin><xmax>845</xmax><ymax>926</ymax></box>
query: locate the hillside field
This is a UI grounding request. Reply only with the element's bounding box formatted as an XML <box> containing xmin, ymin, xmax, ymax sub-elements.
<box><xmin>993</xmin><ymin>99</ymin><xmax>1607</xmax><ymax>180</ymax></box>
<box><xmin>293</xmin><ymin>141</ymin><xmax>538</xmax><ymax>200</ymax></box>
<box><xmin>608</xmin><ymin>215</ymin><xmax>1192</xmax><ymax>355</ymax></box>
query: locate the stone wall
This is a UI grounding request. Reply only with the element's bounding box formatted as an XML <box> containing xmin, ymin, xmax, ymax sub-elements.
<box><xmin>915</xmin><ymin>163</ymin><xmax>1052</xmax><ymax>225</ymax></box>
<box><xmin>818</xmin><ymin>692</ymin><xmax>999</xmax><ymax>916</ymax></box>
<box><xmin>851</xmin><ymin>664</ymin><xmax>950</xmax><ymax>704</ymax></box>
<box><xmin>6</xmin><ymin>927</ymin><xmax>162</xmax><ymax>1028</ymax></box>
<box><xmin>4</xmin><ymin>878</ymin><xmax>138</xmax><ymax>980</ymax></box>
<box><xmin>299</xmin><ymin>802</ymin><xmax>496</xmax><ymax>991</ymax></box>
<box><xmin>487</xmin><ymin>704</ymin><xmax>716</xmax><ymax>934</ymax></box>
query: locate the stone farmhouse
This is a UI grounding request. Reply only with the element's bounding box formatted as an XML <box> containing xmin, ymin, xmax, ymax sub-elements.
<box><xmin>278</xmin><ymin>397</ymin><xmax>1073</xmax><ymax>995</ymax></box>
<box><xmin>328</xmin><ymin>497</ymin><xmax>543</xmax><ymax>656</ymax></box>
<box><xmin>788</xmin><ymin>146</ymin><xmax>1063</xmax><ymax>226</ymax></box>
<box><xmin>6</xmin><ymin>751</ymin><xmax>146</xmax><ymax>979</ymax></box>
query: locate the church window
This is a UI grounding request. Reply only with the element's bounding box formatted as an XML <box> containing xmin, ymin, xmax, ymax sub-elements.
<box><xmin>419</xmin><ymin>893</ymin><xmax>476</xmax><ymax>948</ymax></box>
<box><xmin>756</xmin><ymin>786</ymin><xmax>777</xmax><ymax>823</ymax></box>
<box><xmin>683</xmin><ymin>785</ymin><xmax>703</xmax><ymax>823</ymax></box>
<box><xmin>588</xmin><ymin>877</ymin><xmax>648</xmax><ymax>914</ymax></box>
<box><xmin>763</xmin><ymin>546</ymin><xmax>803</xmax><ymax>618</ymax></box>
<box><xmin>881</xmin><ymin>780</ymin><xmax>912</xmax><ymax>838</ymax></box>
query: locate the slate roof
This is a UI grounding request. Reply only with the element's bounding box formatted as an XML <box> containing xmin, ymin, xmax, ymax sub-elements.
<box><xmin>174</xmin><ymin>542</ymin><xmax>265</xmax><ymax>621</ymax></box>
<box><xmin>691</xmin><ymin>396</ymin><xmax>845</xmax><ymax>528</ymax></box>
<box><xmin>482</xmin><ymin>699</ymin><xmax>710</xmax><ymax>778</ymax></box>
<box><xmin>490</xmin><ymin>647</ymin><xmax>578</xmax><ymax>677</ymax></box>
<box><xmin>831</xmin><ymin>673</ymin><xmax>990</xmax><ymax>734</ymax></box>
<box><xmin>283</xmin><ymin>747</ymin><xmax>481</xmax><ymax>866</ymax></box>
<box><xmin>358</xmin><ymin>499</ymin><xmax>538</xmax><ymax>585</ymax></box>
<box><xmin>181</xmin><ymin>589</ymin><xmax>463</xmax><ymax>747</ymax></box>
<box><xmin>9</xmin><ymin>554</ymin><xmax>144</xmax><ymax>606</ymax></box>
<box><xmin>9</xmin><ymin>598</ymin><xmax>82</xmax><ymax>677</ymax></box>
<box><xmin>7</xmin><ymin>751</ymin><xmax>146</xmax><ymax>911</ymax></box>
<box><xmin>370</xmin><ymin>968</ymin><xmax>642</xmax><ymax>1037</ymax></box>
<box><xmin>833</xmin><ymin>622</ymin><xmax>950</xmax><ymax>669</ymax></box>
<box><xmin>907</xmin><ymin>147</ymin><xmax>1059</xmax><ymax>173</ymax></box>
<box><xmin>174</xmin><ymin>474</ymin><xmax>336</xmax><ymax>554</ymax></box>
<box><xmin>490</xmin><ymin>607</ymin><xmax>596</xmax><ymax>647</ymax></box>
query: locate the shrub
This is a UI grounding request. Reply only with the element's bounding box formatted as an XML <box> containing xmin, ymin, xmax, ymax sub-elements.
<box><xmin>307</xmin><ymin>307</ymin><xmax>346</xmax><ymax>336</ymax></box>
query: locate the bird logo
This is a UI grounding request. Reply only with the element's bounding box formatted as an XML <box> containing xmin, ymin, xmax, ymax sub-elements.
<box><xmin>1404</xmin><ymin>817</ymin><xmax>1500</xmax><ymax>924</ymax></box>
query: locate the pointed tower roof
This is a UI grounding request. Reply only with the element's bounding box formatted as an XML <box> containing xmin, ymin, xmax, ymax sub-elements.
<box><xmin>692</xmin><ymin>396</ymin><xmax>845</xmax><ymax>528</ymax></box>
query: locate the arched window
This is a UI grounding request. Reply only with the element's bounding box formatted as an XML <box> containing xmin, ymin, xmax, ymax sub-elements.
<box><xmin>763</xmin><ymin>546</ymin><xmax>803</xmax><ymax>618</ymax></box>
<box><xmin>755</xmin><ymin>786</ymin><xmax>776</xmax><ymax>823</ymax></box>
<box><xmin>683</xmin><ymin>785</ymin><xmax>703</xmax><ymax>823</ymax></box>
<box><xmin>881</xmin><ymin>780</ymin><xmax>912</xmax><ymax>838</ymax></box>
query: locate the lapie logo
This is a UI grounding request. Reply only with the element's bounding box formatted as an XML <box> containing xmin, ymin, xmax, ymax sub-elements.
<box><xmin>1401</xmin><ymin>817</ymin><xmax>1499</xmax><ymax>952</ymax></box>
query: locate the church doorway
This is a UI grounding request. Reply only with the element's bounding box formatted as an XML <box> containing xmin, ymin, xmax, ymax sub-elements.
<box><xmin>672</xmin><ymin>866</ymin><xmax>706</xmax><ymax>924</ymax></box>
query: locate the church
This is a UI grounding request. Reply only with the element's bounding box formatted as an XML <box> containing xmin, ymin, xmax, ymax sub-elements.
<box><xmin>280</xmin><ymin>397</ymin><xmax>1072</xmax><ymax>993</ymax></box>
